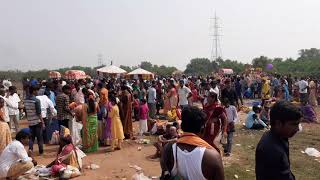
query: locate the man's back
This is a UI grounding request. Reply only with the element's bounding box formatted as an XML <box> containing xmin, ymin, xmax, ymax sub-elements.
<box><xmin>256</xmin><ymin>131</ymin><xmax>295</xmax><ymax>180</ymax></box>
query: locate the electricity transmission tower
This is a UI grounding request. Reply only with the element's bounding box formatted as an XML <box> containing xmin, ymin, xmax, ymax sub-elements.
<box><xmin>210</xmin><ymin>12</ymin><xmax>222</xmax><ymax>61</ymax></box>
<box><xmin>97</xmin><ymin>54</ymin><xmax>103</xmax><ymax>66</ymax></box>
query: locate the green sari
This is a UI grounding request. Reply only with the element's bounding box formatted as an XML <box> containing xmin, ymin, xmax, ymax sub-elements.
<box><xmin>82</xmin><ymin>114</ymin><xmax>99</xmax><ymax>153</ymax></box>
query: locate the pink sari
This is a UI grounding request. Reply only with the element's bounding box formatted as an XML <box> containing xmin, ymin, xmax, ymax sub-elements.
<box><xmin>51</xmin><ymin>144</ymin><xmax>79</xmax><ymax>175</ymax></box>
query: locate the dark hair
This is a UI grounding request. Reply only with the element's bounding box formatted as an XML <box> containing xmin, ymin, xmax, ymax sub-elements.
<box><xmin>223</xmin><ymin>98</ymin><xmax>230</xmax><ymax>105</ymax></box>
<box><xmin>133</xmin><ymin>94</ymin><xmax>138</xmax><ymax>99</ymax></box>
<box><xmin>60</xmin><ymin>135</ymin><xmax>72</xmax><ymax>145</ymax></box>
<box><xmin>109</xmin><ymin>96</ymin><xmax>117</xmax><ymax>104</ymax></box>
<box><xmin>29</xmin><ymin>85</ymin><xmax>39</xmax><ymax>94</ymax></box>
<box><xmin>62</xmin><ymin>85</ymin><xmax>71</xmax><ymax>92</ymax></box>
<box><xmin>208</xmin><ymin>92</ymin><xmax>218</xmax><ymax>102</ymax></box>
<box><xmin>270</xmin><ymin>101</ymin><xmax>302</xmax><ymax>126</ymax></box>
<box><xmin>9</xmin><ymin>86</ymin><xmax>16</xmax><ymax>92</ymax></box>
<box><xmin>16</xmin><ymin>131</ymin><xmax>30</xmax><ymax>141</ymax></box>
<box><xmin>141</xmin><ymin>99</ymin><xmax>147</xmax><ymax>104</ymax></box>
<box><xmin>87</xmin><ymin>97</ymin><xmax>96</xmax><ymax>114</ymax></box>
<box><xmin>181</xmin><ymin>106</ymin><xmax>206</xmax><ymax>134</ymax></box>
<box><xmin>252</xmin><ymin>105</ymin><xmax>261</xmax><ymax>113</ymax></box>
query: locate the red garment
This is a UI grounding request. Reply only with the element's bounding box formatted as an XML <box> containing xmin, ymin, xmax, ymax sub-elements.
<box><xmin>192</xmin><ymin>89</ymin><xmax>199</xmax><ymax>102</ymax></box>
<box><xmin>202</xmin><ymin>103</ymin><xmax>226</xmax><ymax>147</ymax></box>
<box><xmin>139</xmin><ymin>103</ymin><xmax>149</xmax><ymax>120</ymax></box>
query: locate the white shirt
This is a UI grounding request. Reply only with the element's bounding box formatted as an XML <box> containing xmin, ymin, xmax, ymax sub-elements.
<box><xmin>36</xmin><ymin>95</ymin><xmax>57</xmax><ymax>118</ymax></box>
<box><xmin>0</xmin><ymin>140</ymin><xmax>32</xmax><ymax>178</ymax></box>
<box><xmin>210</xmin><ymin>86</ymin><xmax>220</xmax><ymax>98</ymax></box>
<box><xmin>295</xmin><ymin>80</ymin><xmax>308</xmax><ymax>94</ymax></box>
<box><xmin>0</xmin><ymin>95</ymin><xmax>18</xmax><ymax>122</ymax></box>
<box><xmin>225</xmin><ymin>105</ymin><xmax>238</xmax><ymax>123</ymax></box>
<box><xmin>8</xmin><ymin>93</ymin><xmax>20</xmax><ymax>116</ymax></box>
<box><xmin>147</xmin><ymin>87</ymin><xmax>156</xmax><ymax>104</ymax></box>
<box><xmin>178</xmin><ymin>86</ymin><xmax>191</xmax><ymax>106</ymax></box>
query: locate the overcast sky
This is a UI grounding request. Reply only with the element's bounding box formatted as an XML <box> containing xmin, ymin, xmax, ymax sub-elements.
<box><xmin>0</xmin><ymin>0</ymin><xmax>320</xmax><ymax>71</ymax></box>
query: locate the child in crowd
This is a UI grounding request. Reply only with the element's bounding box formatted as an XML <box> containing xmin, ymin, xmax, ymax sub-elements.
<box><xmin>151</xmin><ymin>124</ymin><xmax>178</xmax><ymax>159</ymax></box>
<box><xmin>223</xmin><ymin>99</ymin><xmax>238</xmax><ymax>156</ymax></box>
<box><xmin>133</xmin><ymin>94</ymin><xmax>140</xmax><ymax>122</ymax></box>
<box><xmin>245</xmin><ymin>105</ymin><xmax>268</xmax><ymax>129</ymax></box>
<box><xmin>139</xmin><ymin>99</ymin><xmax>149</xmax><ymax>136</ymax></box>
<box><xmin>108</xmin><ymin>97</ymin><xmax>125</xmax><ymax>151</ymax></box>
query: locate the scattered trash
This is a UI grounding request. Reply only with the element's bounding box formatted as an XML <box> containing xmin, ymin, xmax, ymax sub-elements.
<box><xmin>150</xmin><ymin>176</ymin><xmax>159</xmax><ymax>179</ymax></box>
<box><xmin>246</xmin><ymin>169</ymin><xmax>250</xmax><ymax>172</ymax></box>
<box><xmin>129</xmin><ymin>164</ymin><xmax>143</xmax><ymax>172</ymax></box>
<box><xmin>305</xmin><ymin>148</ymin><xmax>320</xmax><ymax>157</ymax></box>
<box><xmin>301</xmin><ymin>151</ymin><xmax>305</xmax><ymax>154</ymax></box>
<box><xmin>87</xmin><ymin>164</ymin><xmax>100</xmax><ymax>170</ymax></box>
<box><xmin>132</xmin><ymin>173</ymin><xmax>151</xmax><ymax>180</ymax></box>
<box><xmin>234</xmin><ymin>174</ymin><xmax>239</xmax><ymax>179</ymax></box>
<box><xmin>235</xmin><ymin>144</ymin><xmax>241</xmax><ymax>146</ymax></box>
<box><xmin>136</xmin><ymin>139</ymin><xmax>150</xmax><ymax>144</ymax></box>
<box><xmin>138</xmin><ymin>147</ymin><xmax>142</xmax><ymax>151</ymax></box>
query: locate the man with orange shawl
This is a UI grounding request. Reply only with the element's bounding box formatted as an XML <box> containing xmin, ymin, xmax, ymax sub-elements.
<box><xmin>161</xmin><ymin>106</ymin><xmax>224</xmax><ymax>180</ymax></box>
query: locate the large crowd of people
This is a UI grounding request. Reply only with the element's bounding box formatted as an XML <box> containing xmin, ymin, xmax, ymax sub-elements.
<box><xmin>0</xmin><ymin>72</ymin><xmax>317</xmax><ymax>179</ymax></box>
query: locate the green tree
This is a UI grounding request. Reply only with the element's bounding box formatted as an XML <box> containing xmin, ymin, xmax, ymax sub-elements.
<box><xmin>119</xmin><ymin>65</ymin><xmax>132</xmax><ymax>72</ymax></box>
<box><xmin>140</xmin><ymin>61</ymin><xmax>153</xmax><ymax>71</ymax></box>
<box><xmin>252</xmin><ymin>56</ymin><xmax>272</xmax><ymax>70</ymax></box>
<box><xmin>184</xmin><ymin>58</ymin><xmax>218</xmax><ymax>75</ymax></box>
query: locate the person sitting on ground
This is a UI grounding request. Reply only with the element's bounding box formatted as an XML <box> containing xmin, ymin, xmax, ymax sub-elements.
<box><xmin>161</xmin><ymin>106</ymin><xmax>224</xmax><ymax>180</ymax></box>
<box><xmin>47</xmin><ymin>134</ymin><xmax>83</xmax><ymax>177</ymax></box>
<box><xmin>152</xmin><ymin>124</ymin><xmax>178</xmax><ymax>159</ymax></box>
<box><xmin>245</xmin><ymin>105</ymin><xmax>268</xmax><ymax>129</ymax></box>
<box><xmin>0</xmin><ymin>130</ymin><xmax>37</xmax><ymax>179</ymax></box>
<box><xmin>256</xmin><ymin>101</ymin><xmax>302</xmax><ymax>180</ymax></box>
<box><xmin>260</xmin><ymin>103</ymin><xmax>271</xmax><ymax>125</ymax></box>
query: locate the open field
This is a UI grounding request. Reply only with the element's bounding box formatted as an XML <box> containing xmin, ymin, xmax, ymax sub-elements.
<box><xmin>23</xmin><ymin>109</ymin><xmax>319</xmax><ymax>180</ymax></box>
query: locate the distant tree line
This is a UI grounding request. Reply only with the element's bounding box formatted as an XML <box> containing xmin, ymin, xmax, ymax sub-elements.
<box><xmin>1</xmin><ymin>48</ymin><xmax>320</xmax><ymax>80</ymax></box>
<box><xmin>184</xmin><ymin>48</ymin><xmax>320</xmax><ymax>78</ymax></box>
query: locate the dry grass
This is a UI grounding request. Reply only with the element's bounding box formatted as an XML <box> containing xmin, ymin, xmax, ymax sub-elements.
<box><xmin>224</xmin><ymin>121</ymin><xmax>320</xmax><ymax>180</ymax></box>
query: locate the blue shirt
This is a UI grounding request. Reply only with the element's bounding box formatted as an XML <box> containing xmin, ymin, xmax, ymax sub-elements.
<box><xmin>245</xmin><ymin>111</ymin><xmax>267</xmax><ymax>129</ymax></box>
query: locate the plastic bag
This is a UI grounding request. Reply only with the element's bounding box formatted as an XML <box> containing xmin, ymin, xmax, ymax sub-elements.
<box><xmin>305</xmin><ymin>148</ymin><xmax>320</xmax><ymax>157</ymax></box>
<box><xmin>70</xmin><ymin>118</ymin><xmax>83</xmax><ymax>145</ymax></box>
<box><xmin>50</xmin><ymin>131</ymin><xmax>59</xmax><ymax>145</ymax></box>
<box><xmin>132</xmin><ymin>173</ymin><xmax>151</xmax><ymax>180</ymax></box>
<box><xmin>60</xmin><ymin>165</ymin><xmax>81</xmax><ymax>179</ymax></box>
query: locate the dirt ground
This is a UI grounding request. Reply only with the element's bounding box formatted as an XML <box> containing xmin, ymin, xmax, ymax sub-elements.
<box><xmin>22</xmin><ymin>101</ymin><xmax>320</xmax><ymax>180</ymax></box>
<box><xmin>29</xmin><ymin>113</ymin><xmax>250</xmax><ymax>180</ymax></box>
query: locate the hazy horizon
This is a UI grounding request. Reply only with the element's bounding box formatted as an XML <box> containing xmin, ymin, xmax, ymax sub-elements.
<box><xmin>1</xmin><ymin>0</ymin><xmax>320</xmax><ymax>71</ymax></box>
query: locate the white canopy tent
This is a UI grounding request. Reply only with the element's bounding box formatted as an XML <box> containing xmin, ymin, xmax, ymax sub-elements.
<box><xmin>96</xmin><ymin>65</ymin><xmax>127</xmax><ymax>78</ymax></box>
<box><xmin>127</xmin><ymin>68</ymin><xmax>154</xmax><ymax>80</ymax></box>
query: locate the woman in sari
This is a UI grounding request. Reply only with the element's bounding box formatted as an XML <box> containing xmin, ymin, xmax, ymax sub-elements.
<box><xmin>81</xmin><ymin>89</ymin><xmax>99</xmax><ymax>153</ymax></box>
<box><xmin>309</xmin><ymin>80</ymin><xmax>318</xmax><ymax>107</ymax></box>
<box><xmin>202</xmin><ymin>92</ymin><xmax>227</xmax><ymax>148</ymax></box>
<box><xmin>0</xmin><ymin>97</ymin><xmax>12</xmax><ymax>154</ymax></box>
<box><xmin>119</xmin><ymin>86</ymin><xmax>133</xmax><ymax>139</ymax></box>
<box><xmin>108</xmin><ymin>96</ymin><xmax>125</xmax><ymax>151</ymax></box>
<box><xmin>47</xmin><ymin>135</ymin><xmax>83</xmax><ymax>176</ymax></box>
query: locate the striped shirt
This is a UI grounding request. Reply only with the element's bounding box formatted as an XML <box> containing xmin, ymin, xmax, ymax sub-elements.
<box><xmin>56</xmin><ymin>93</ymin><xmax>72</xmax><ymax>120</ymax></box>
<box><xmin>24</xmin><ymin>96</ymin><xmax>41</xmax><ymax>126</ymax></box>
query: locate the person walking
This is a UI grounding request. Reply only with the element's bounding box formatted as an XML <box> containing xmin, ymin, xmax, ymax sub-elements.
<box><xmin>56</xmin><ymin>85</ymin><xmax>73</xmax><ymax>129</ymax></box>
<box><xmin>147</xmin><ymin>82</ymin><xmax>157</xmax><ymax>119</ymax></box>
<box><xmin>24</xmin><ymin>86</ymin><xmax>45</xmax><ymax>155</ymax></box>
<box><xmin>8</xmin><ymin>86</ymin><xmax>21</xmax><ymax>132</ymax></box>
<box><xmin>256</xmin><ymin>101</ymin><xmax>302</xmax><ymax>180</ymax></box>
